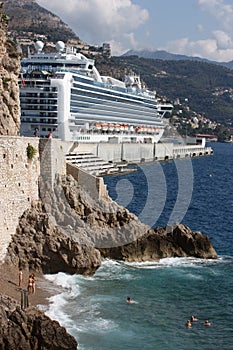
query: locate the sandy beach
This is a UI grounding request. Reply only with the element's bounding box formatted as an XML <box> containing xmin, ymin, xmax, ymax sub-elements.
<box><xmin>0</xmin><ymin>263</ymin><xmax>55</xmax><ymax>309</ymax></box>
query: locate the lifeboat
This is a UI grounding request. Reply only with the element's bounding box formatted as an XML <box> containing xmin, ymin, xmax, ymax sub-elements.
<box><xmin>129</xmin><ymin>125</ymin><xmax>134</xmax><ymax>132</ymax></box>
<box><xmin>114</xmin><ymin>124</ymin><xmax>121</xmax><ymax>132</ymax></box>
<box><xmin>102</xmin><ymin>123</ymin><xmax>108</xmax><ymax>131</ymax></box>
<box><xmin>108</xmin><ymin>123</ymin><xmax>115</xmax><ymax>131</ymax></box>
<box><xmin>95</xmin><ymin>123</ymin><xmax>102</xmax><ymax>130</ymax></box>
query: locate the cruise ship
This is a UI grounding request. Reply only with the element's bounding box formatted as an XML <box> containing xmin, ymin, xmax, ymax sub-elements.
<box><xmin>20</xmin><ymin>41</ymin><xmax>173</xmax><ymax>143</ymax></box>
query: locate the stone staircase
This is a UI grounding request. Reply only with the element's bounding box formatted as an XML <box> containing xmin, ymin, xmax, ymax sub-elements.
<box><xmin>66</xmin><ymin>152</ymin><xmax>125</xmax><ymax>176</ymax></box>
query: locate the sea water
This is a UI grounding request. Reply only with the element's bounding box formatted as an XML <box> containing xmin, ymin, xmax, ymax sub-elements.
<box><xmin>43</xmin><ymin>142</ymin><xmax>233</xmax><ymax>350</ymax></box>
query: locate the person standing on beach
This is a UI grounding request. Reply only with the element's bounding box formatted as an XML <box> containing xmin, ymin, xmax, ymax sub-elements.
<box><xmin>27</xmin><ymin>275</ymin><xmax>34</xmax><ymax>294</ymax></box>
<box><xmin>18</xmin><ymin>267</ymin><xmax>23</xmax><ymax>287</ymax></box>
<box><xmin>31</xmin><ymin>273</ymin><xmax>36</xmax><ymax>294</ymax></box>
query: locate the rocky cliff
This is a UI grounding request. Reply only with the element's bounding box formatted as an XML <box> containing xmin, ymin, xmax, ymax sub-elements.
<box><xmin>6</xmin><ymin>200</ymin><xmax>102</xmax><ymax>275</ymax></box>
<box><xmin>2</xmin><ymin>0</ymin><xmax>81</xmax><ymax>54</ymax></box>
<box><xmin>5</xmin><ymin>174</ymin><xmax>217</xmax><ymax>276</ymax></box>
<box><xmin>0</xmin><ymin>3</ymin><xmax>20</xmax><ymax>135</ymax></box>
<box><xmin>0</xmin><ymin>293</ymin><xmax>77</xmax><ymax>350</ymax></box>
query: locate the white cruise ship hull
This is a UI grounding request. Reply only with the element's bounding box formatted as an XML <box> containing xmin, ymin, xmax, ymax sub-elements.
<box><xmin>20</xmin><ymin>41</ymin><xmax>172</xmax><ymax>143</ymax></box>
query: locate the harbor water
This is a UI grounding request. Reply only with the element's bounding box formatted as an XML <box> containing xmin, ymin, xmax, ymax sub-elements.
<box><xmin>43</xmin><ymin>142</ymin><xmax>233</xmax><ymax>350</ymax></box>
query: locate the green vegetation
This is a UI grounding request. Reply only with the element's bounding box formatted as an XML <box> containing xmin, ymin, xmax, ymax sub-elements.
<box><xmin>26</xmin><ymin>144</ymin><xmax>37</xmax><ymax>160</ymax></box>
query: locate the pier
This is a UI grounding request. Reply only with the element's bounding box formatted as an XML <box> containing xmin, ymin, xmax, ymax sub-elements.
<box><xmin>65</xmin><ymin>139</ymin><xmax>213</xmax><ymax>176</ymax></box>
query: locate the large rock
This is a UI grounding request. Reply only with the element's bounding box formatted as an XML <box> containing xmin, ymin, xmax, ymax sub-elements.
<box><xmin>6</xmin><ymin>201</ymin><xmax>102</xmax><ymax>275</ymax></box>
<box><xmin>99</xmin><ymin>224</ymin><xmax>218</xmax><ymax>261</ymax></box>
<box><xmin>57</xmin><ymin>174</ymin><xmax>151</xmax><ymax>248</ymax></box>
<box><xmin>0</xmin><ymin>293</ymin><xmax>77</xmax><ymax>350</ymax></box>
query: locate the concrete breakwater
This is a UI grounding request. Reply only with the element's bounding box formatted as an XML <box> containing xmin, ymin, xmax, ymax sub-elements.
<box><xmin>68</xmin><ymin>139</ymin><xmax>213</xmax><ymax>164</ymax></box>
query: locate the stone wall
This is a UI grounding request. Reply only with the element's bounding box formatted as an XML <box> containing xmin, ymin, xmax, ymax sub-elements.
<box><xmin>39</xmin><ymin>138</ymin><xmax>69</xmax><ymax>188</ymax></box>
<box><xmin>66</xmin><ymin>162</ymin><xmax>109</xmax><ymax>200</ymax></box>
<box><xmin>0</xmin><ymin>136</ymin><xmax>40</xmax><ymax>260</ymax></box>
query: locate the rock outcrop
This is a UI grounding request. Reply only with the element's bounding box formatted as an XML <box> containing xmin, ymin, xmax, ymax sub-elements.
<box><xmin>6</xmin><ymin>201</ymin><xmax>102</xmax><ymax>275</ymax></box>
<box><xmin>5</xmin><ymin>173</ymin><xmax>149</xmax><ymax>274</ymax></box>
<box><xmin>0</xmin><ymin>293</ymin><xmax>77</xmax><ymax>350</ymax></box>
<box><xmin>99</xmin><ymin>224</ymin><xmax>218</xmax><ymax>261</ymax></box>
<box><xmin>0</xmin><ymin>4</ymin><xmax>21</xmax><ymax>135</ymax></box>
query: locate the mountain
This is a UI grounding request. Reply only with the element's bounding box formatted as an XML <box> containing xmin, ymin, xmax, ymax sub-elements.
<box><xmin>96</xmin><ymin>55</ymin><xmax>233</xmax><ymax>123</ymax></box>
<box><xmin>123</xmin><ymin>49</ymin><xmax>233</xmax><ymax>70</ymax></box>
<box><xmin>2</xmin><ymin>0</ymin><xmax>82</xmax><ymax>54</ymax></box>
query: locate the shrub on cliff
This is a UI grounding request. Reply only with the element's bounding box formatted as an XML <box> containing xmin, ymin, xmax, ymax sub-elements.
<box><xmin>26</xmin><ymin>143</ymin><xmax>37</xmax><ymax>160</ymax></box>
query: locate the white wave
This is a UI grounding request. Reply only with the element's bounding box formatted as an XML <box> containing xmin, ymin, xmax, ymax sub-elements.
<box><xmin>46</xmin><ymin>292</ymin><xmax>73</xmax><ymax>326</ymax></box>
<box><xmin>76</xmin><ymin>316</ymin><xmax>117</xmax><ymax>334</ymax></box>
<box><xmin>118</xmin><ymin>256</ymin><xmax>221</xmax><ymax>269</ymax></box>
<box><xmin>42</xmin><ymin>272</ymin><xmax>82</xmax><ymax>334</ymax></box>
<box><xmin>218</xmin><ymin>255</ymin><xmax>233</xmax><ymax>261</ymax></box>
<box><xmin>184</xmin><ymin>273</ymin><xmax>203</xmax><ymax>280</ymax></box>
<box><xmin>45</xmin><ymin>272</ymin><xmax>81</xmax><ymax>298</ymax></box>
<box><xmin>92</xmin><ymin>259</ymin><xmax>139</xmax><ymax>281</ymax></box>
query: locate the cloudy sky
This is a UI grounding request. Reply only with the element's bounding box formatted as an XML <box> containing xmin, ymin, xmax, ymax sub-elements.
<box><xmin>36</xmin><ymin>0</ymin><xmax>233</xmax><ymax>62</ymax></box>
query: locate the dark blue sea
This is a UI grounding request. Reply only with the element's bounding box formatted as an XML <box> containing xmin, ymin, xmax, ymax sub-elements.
<box><xmin>43</xmin><ymin>142</ymin><xmax>233</xmax><ymax>350</ymax></box>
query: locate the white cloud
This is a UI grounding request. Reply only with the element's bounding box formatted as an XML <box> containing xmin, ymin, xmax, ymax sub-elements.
<box><xmin>197</xmin><ymin>0</ymin><xmax>233</xmax><ymax>32</ymax></box>
<box><xmin>213</xmin><ymin>30</ymin><xmax>233</xmax><ymax>50</ymax></box>
<box><xmin>36</xmin><ymin>0</ymin><xmax>149</xmax><ymax>54</ymax></box>
<box><xmin>160</xmin><ymin>35</ymin><xmax>233</xmax><ymax>62</ymax></box>
<box><xmin>36</xmin><ymin>0</ymin><xmax>233</xmax><ymax>60</ymax></box>
<box><xmin>159</xmin><ymin>1</ymin><xmax>233</xmax><ymax>61</ymax></box>
<box><xmin>108</xmin><ymin>40</ymin><xmax>128</xmax><ymax>56</ymax></box>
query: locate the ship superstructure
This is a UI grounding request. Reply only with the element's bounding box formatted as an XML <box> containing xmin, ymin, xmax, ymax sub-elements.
<box><xmin>20</xmin><ymin>41</ymin><xmax>173</xmax><ymax>143</ymax></box>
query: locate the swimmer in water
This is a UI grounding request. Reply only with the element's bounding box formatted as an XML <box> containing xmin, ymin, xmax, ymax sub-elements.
<box><xmin>191</xmin><ymin>315</ymin><xmax>198</xmax><ymax>322</ymax></box>
<box><xmin>186</xmin><ymin>320</ymin><xmax>192</xmax><ymax>328</ymax></box>
<box><xmin>127</xmin><ymin>297</ymin><xmax>136</xmax><ymax>304</ymax></box>
<box><xmin>204</xmin><ymin>320</ymin><xmax>211</xmax><ymax>326</ymax></box>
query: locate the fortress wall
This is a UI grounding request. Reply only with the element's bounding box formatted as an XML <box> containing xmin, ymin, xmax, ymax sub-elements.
<box><xmin>66</xmin><ymin>163</ymin><xmax>109</xmax><ymax>200</ymax></box>
<box><xmin>0</xmin><ymin>136</ymin><xmax>40</xmax><ymax>261</ymax></box>
<box><xmin>39</xmin><ymin>139</ymin><xmax>68</xmax><ymax>187</ymax></box>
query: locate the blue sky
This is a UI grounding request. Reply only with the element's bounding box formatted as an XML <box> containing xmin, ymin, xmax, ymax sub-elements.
<box><xmin>36</xmin><ymin>0</ymin><xmax>233</xmax><ymax>62</ymax></box>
